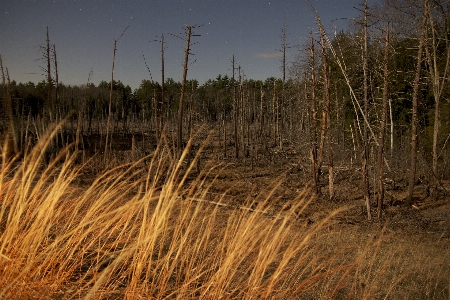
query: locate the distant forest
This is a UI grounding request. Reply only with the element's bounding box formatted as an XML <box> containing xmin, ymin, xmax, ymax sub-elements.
<box><xmin>1</xmin><ymin>0</ymin><xmax>449</xmax><ymax>212</ymax></box>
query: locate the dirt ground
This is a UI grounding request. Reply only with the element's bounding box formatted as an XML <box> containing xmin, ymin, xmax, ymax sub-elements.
<box><xmin>75</xmin><ymin>130</ymin><xmax>450</xmax><ymax>298</ymax></box>
<box><xmin>78</xmin><ymin>130</ymin><xmax>450</xmax><ymax>240</ymax></box>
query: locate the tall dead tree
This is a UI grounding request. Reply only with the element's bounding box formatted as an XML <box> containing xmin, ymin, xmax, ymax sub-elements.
<box><xmin>177</xmin><ymin>25</ymin><xmax>200</xmax><ymax>155</ymax></box>
<box><xmin>52</xmin><ymin>44</ymin><xmax>60</xmax><ymax>120</ymax></box>
<box><xmin>309</xmin><ymin>32</ymin><xmax>319</xmax><ymax>194</ymax></box>
<box><xmin>151</xmin><ymin>34</ymin><xmax>166</xmax><ymax>139</ymax></box>
<box><xmin>406</xmin><ymin>0</ymin><xmax>428</xmax><ymax>206</ymax></box>
<box><xmin>377</xmin><ymin>24</ymin><xmax>390</xmax><ymax>218</ymax></box>
<box><xmin>273</xmin><ymin>80</ymin><xmax>279</xmax><ymax>147</ymax></box>
<box><xmin>280</xmin><ymin>17</ymin><xmax>287</xmax><ymax>146</ymax></box>
<box><xmin>46</xmin><ymin>26</ymin><xmax>53</xmax><ymax>122</ymax></box>
<box><xmin>232</xmin><ymin>54</ymin><xmax>239</xmax><ymax>158</ymax></box>
<box><xmin>318</xmin><ymin>25</ymin><xmax>334</xmax><ymax>200</ymax></box>
<box><xmin>316</xmin><ymin>19</ymin><xmax>327</xmax><ymax>184</ymax></box>
<box><xmin>281</xmin><ymin>17</ymin><xmax>287</xmax><ymax>84</ymax></box>
<box><xmin>105</xmin><ymin>26</ymin><xmax>128</xmax><ymax>162</ymax></box>
<box><xmin>361</xmin><ymin>0</ymin><xmax>371</xmax><ymax>218</ymax></box>
<box><xmin>160</xmin><ymin>34</ymin><xmax>165</xmax><ymax>136</ymax></box>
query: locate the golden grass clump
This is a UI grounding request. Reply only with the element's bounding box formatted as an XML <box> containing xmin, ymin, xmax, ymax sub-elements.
<box><xmin>0</xmin><ymin>127</ymin><xmax>446</xmax><ymax>299</ymax></box>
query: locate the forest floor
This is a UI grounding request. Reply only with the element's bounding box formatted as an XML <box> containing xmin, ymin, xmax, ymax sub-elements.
<box><xmin>73</xmin><ymin>130</ymin><xmax>450</xmax><ymax>298</ymax></box>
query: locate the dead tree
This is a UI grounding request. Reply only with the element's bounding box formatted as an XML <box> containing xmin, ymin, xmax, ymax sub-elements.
<box><xmin>309</xmin><ymin>32</ymin><xmax>319</xmax><ymax>194</ymax></box>
<box><xmin>232</xmin><ymin>55</ymin><xmax>239</xmax><ymax>158</ymax></box>
<box><xmin>353</xmin><ymin>119</ymin><xmax>371</xmax><ymax>219</ymax></box>
<box><xmin>105</xmin><ymin>26</ymin><xmax>128</xmax><ymax>162</ymax></box>
<box><xmin>0</xmin><ymin>56</ymin><xmax>18</xmax><ymax>155</ymax></box>
<box><xmin>406</xmin><ymin>0</ymin><xmax>428</xmax><ymax>206</ymax></box>
<box><xmin>377</xmin><ymin>24</ymin><xmax>390</xmax><ymax>218</ymax></box>
<box><xmin>423</xmin><ymin>0</ymin><xmax>450</xmax><ymax>178</ymax></box>
<box><xmin>319</xmin><ymin>26</ymin><xmax>334</xmax><ymax>200</ymax></box>
<box><xmin>151</xmin><ymin>34</ymin><xmax>167</xmax><ymax>140</ymax></box>
<box><xmin>176</xmin><ymin>24</ymin><xmax>200</xmax><ymax>156</ymax></box>
<box><xmin>160</xmin><ymin>34</ymin><xmax>165</xmax><ymax>138</ymax></box>
<box><xmin>361</xmin><ymin>0</ymin><xmax>371</xmax><ymax>217</ymax></box>
<box><xmin>273</xmin><ymin>80</ymin><xmax>279</xmax><ymax>148</ymax></box>
<box><xmin>46</xmin><ymin>27</ymin><xmax>53</xmax><ymax>122</ymax></box>
<box><xmin>52</xmin><ymin>44</ymin><xmax>60</xmax><ymax>120</ymax></box>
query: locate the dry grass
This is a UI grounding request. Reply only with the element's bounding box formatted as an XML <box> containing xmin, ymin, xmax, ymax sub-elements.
<box><xmin>0</xmin><ymin>127</ymin><xmax>448</xmax><ymax>299</ymax></box>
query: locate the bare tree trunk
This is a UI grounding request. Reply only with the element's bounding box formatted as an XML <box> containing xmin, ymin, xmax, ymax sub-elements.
<box><xmin>305</xmin><ymin>32</ymin><xmax>319</xmax><ymax>194</ymax></box>
<box><xmin>406</xmin><ymin>2</ymin><xmax>427</xmax><ymax>206</ymax></box>
<box><xmin>423</xmin><ymin>1</ymin><xmax>450</xmax><ymax>178</ymax></box>
<box><xmin>160</xmin><ymin>34</ymin><xmax>165</xmax><ymax>140</ymax></box>
<box><xmin>309</xmin><ymin>32</ymin><xmax>319</xmax><ymax>194</ymax></box>
<box><xmin>316</xmin><ymin>27</ymin><xmax>328</xmax><ymax>190</ymax></box>
<box><xmin>281</xmin><ymin>17</ymin><xmax>287</xmax><ymax>149</ymax></box>
<box><xmin>105</xmin><ymin>26</ymin><xmax>128</xmax><ymax>163</ymax></box>
<box><xmin>362</xmin><ymin>0</ymin><xmax>371</xmax><ymax>217</ymax></box>
<box><xmin>354</xmin><ymin>120</ymin><xmax>371</xmax><ymax>220</ymax></box>
<box><xmin>105</xmin><ymin>40</ymin><xmax>117</xmax><ymax>162</ymax></box>
<box><xmin>377</xmin><ymin>24</ymin><xmax>390</xmax><ymax>218</ymax></box>
<box><xmin>53</xmin><ymin>44</ymin><xmax>60</xmax><ymax>120</ymax></box>
<box><xmin>319</xmin><ymin>28</ymin><xmax>334</xmax><ymax>200</ymax></box>
<box><xmin>178</xmin><ymin>25</ymin><xmax>192</xmax><ymax>156</ymax></box>
<box><xmin>232</xmin><ymin>55</ymin><xmax>239</xmax><ymax>158</ymax></box>
<box><xmin>259</xmin><ymin>85</ymin><xmax>265</xmax><ymax>148</ymax></box>
<box><xmin>223</xmin><ymin>115</ymin><xmax>227</xmax><ymax>158</ymax></box>
<box><xmin>53</xmin><ymin>44</ymin><xmax>62</xmax><ymax>148</ymax></box>
<box><xmin>389</xmin><ymin>98</ymin><xmax>394</xmax><ymax>158</ymax></box>
<box><xmin>0</xmin><ymin>56</ymin><xmax>18</xmax><ymax>156</ymax></box>
<box><xmin>282</xmin><ymin>17</ymin><xmax>287</xmax><ymax>84</ymax></box>
<box><xmin>46</xmin><ymin>26</ymin><xmax>53</xmax><ymax>122</ymax></box>
<box><xmin>273</xmin><ymin>80</ymin><xmax>279</xmax><ymax>148</ymax></box>
<box><xmin>153</xmin><ymin>89</ymin><xmax>158</xmax><ymax>139</ymax></box>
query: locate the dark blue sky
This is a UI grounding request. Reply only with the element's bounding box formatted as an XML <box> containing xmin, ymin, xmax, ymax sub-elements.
<box><xmin>1</xmin><ymin>0</ymin><xmax>366</xmax><ymax>89</ymax></box>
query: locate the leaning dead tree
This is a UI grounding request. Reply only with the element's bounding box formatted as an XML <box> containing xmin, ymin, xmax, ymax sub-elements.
<box><xmin>312</xmin><ymin>3</ymin><xmax>378</xmax><ymax>218</ymax></box>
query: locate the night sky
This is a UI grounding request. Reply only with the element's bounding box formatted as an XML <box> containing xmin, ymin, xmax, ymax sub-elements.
<box><xmin>1</xmin><ymin>0</ymin><xmax>365</xmax><ymax>89</ymax></box>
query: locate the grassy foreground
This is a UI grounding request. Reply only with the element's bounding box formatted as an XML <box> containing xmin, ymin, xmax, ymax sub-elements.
<box><xmin>0</xmin><ymin>130</ymin><xmax>448</xmax><ymax>299</ymax></box>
